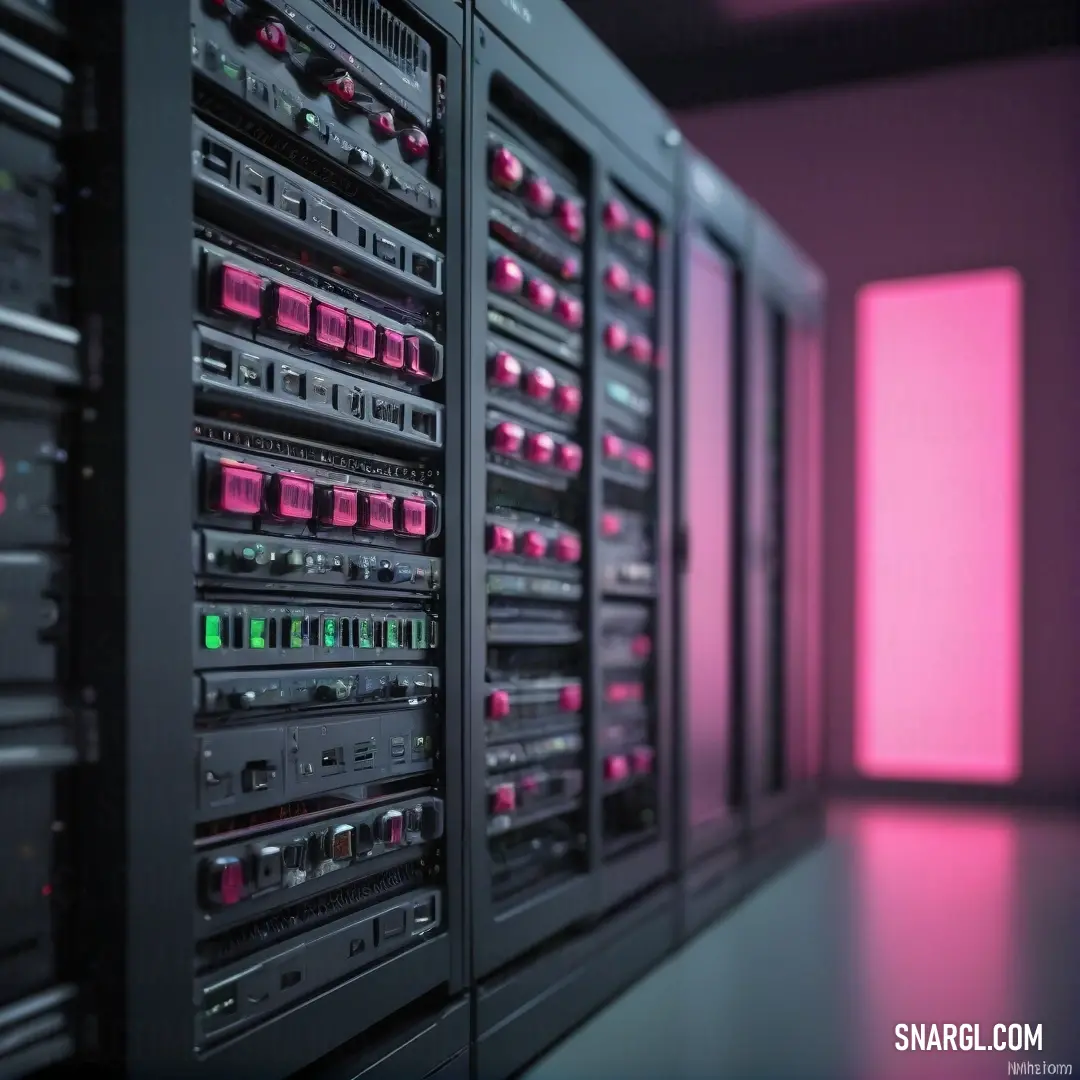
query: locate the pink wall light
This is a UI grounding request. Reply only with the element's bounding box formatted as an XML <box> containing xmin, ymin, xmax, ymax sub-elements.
<box><xmin>854</xmin><ymin>269</ymin><xmax>1023</xmax><ymax>782</ymax></box>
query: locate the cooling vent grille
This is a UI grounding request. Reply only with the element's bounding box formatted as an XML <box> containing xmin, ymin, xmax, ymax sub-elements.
<box><xmin>319</xmin><ymin>0</ymin><xmax>431</xmax><ymax>79</ymax></box>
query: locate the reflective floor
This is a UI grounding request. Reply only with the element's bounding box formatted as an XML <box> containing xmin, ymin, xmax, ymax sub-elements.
<box><xmin>523</xmin><ymin>802</ymin><xmax>1080</xmax><ymax>1080</ymax></box>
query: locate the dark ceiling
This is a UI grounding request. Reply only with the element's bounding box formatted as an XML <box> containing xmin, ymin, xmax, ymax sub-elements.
<box><xmin>564</xmin><ymin>0</ymin><xmax>1079</xmax><ymax>109</ymax></box>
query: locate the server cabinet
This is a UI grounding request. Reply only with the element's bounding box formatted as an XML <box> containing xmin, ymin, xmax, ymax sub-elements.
<box><xmin>467</xmin><ymin>3</ymin><xmax>678</xmax><ymax>983</ymax></box>
<box><xmin>67</xmin><ymin>0</ymin><xmax>468</xmax><ymax>1075</ymax></box>
<box><xmin>674</xmin><ymin>150</ymin><xmax>754</xmax><ymax>877</ymax></box>
<box><xmin>743</xmin><ymin>212</ymin><xmax>825</xmax><ymax>837</ymax></box>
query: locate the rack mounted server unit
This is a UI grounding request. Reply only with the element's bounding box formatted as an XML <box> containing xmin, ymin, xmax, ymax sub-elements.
<box><xmin>467</xmin><ymin>3</ymin><xmax>681</xmax><ymax>1076</ymax></box>
<box><xmin>0</xmin><ymin>1</ymin><xmax>85</xmax><ymax>1075</ymax></box>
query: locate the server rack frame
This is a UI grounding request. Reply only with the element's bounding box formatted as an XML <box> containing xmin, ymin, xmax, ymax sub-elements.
<box><xmin>743</xmin><ymin>210</ymin><xmax>826</xmax><ymax>843</ymax></box>
<box><xmin>67</xmin><ymin>2</ymin><xmax>471</xmax><ymax>1076</ymax></box>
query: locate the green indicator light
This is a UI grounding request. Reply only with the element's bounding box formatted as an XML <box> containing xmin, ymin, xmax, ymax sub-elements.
<box><xmin>412</xmin><ymin>619</ymin><xmax>427</xmax><ymax>649</ymax></box>
<box><xmin>385</xmin><ymin>620</ymin><xmax>400</xmax><ymax>648</ymax></box>
<box><xmin>204</xmin><ymin>615</ymin><xmax>223</xmax><ymax>650</ymax></box>
<box><xmin>303</xmin><ymin>111</ymin><xmax>320</xmax><ymax>129</ymax></box>
<box><xmin>289</xmin><ymin>618</ymin><xmax>303</xmax><ymax>649</ymax></box>
<box><xmin>222</xmin><ymin>60</ymin><xmax>242</xmax><ymax>81</ymax></box>
<box><xmin>359</xmin><ymin>620</ymin><xmax>373</xmax><ymax>649</ymax></box>
<box><xmin>323</xmin><ymin>619</ymin><xmax>336</xmax><ymax>649</ymax></box>
<box><xmin>249</xmin><ymin>618</ymin><xmax>266</xmax><ymax>649</ymax></box>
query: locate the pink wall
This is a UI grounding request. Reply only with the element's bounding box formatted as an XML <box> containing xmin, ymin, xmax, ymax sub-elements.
<box><xmin>677</xmin><ymin>54</ymin><xmax>1080</xmax><ymax>794</ymax></box>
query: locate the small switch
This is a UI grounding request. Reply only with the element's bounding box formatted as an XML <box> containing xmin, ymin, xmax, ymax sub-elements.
<box><xmin>376</xmin><ymin>328</ymin><xmax>405</xmax><ymax>369</ymax></box>
<box><xmin>490</xmin><ymin>146</ymin><xmax>524</xmax><ymax>190</ymax></box>
<box><xmin>491</xmin><ymin>421</ymin><xmax>525</xmax><ymax>456</ymax></box>
<box><xmin>556</xmin><ymin>441</ymin><xmax>583</xmax><ymax>473</ymax></box>
<box><xmin>326</xmin><ymin>72</ymin><xmax>355</xmax><ymax>104</ymax></box>
<box><xmin>360</xmin><ymin>492</ymin><xmax>396</xmax><ymax>531</ymax></box>
<box><xmin>320</xmin><ymin>486</ymin><xmax>358</xmax><ymax>527</ymax></box>
<box><xmin>218</xmin><ymin>462</ymin><xmax>264</xmax><ymax>514</ymax></box>
<box><xmin>421</xmin><ymin>800</ymin><xmax>444</xmax><ymax>839</ymax></box>
<box><xmin>555</xmin><ymin>198</ymin><xmax>584</xmax><ymax>240</ymax></box>
<box><xmin>554</xmin><ymin>535</ymin><xmax>582</xmax><ymax>563</ymax></box>
<box><xmin>526</xmin><ymin>278</ymin><xmax>556</xmax><ymax>312</ymax></box>
<box><xmin>488</xmin><ymin>689</ymin><xmax>511</xmax><ymax>720</ymax></box>
<box><xmin>521</xmin><ymin>530</ymin><xmax>547</xmax><ymax>559</ymax></box>
<box><xmin>282</xmin><ymin>840</ymin><xmax>308</xmax><ymax>870</ymax></box>
<box><xmin>633</xmin><ymin>218</ymin><xmax>655</xmax><ymax>243</ymax></box>
<box><xmin>603</xmin><ymin>199</ymin><xmax>630</xmax><ymax>232</ymax></box>
<box><xmin>604</xmin><ymin>322</ymin><xmax>629</xmax><ymax>353</ymax></box>
<box><xmin>256</xmin><ymin>20</ymin><xmax>289</xmax><ymax>54</ymax></box>
<box><xmin>400</xmin><ymin>129</ymin><xmax>429</xmax><ymax>161</ymax></box>
<box><xmin>601</xmin><ymin>512</ymin><xmax>622</xmax><ymax>537</ymax></box>
<box><xmin>490</xmin><ymin>350</ymin><xmax>522</xmax><ymax>388</ymax></box>
<box><xmin>559</xmin><ymin>683</ymin><xmax>583</xmax><ymax>712</ymax></box>
<box><xmin>490</xmin><ymin>255</ymin><xmax>524</xmax><ymax>295</ymax></box>
<box><xmin>524</xmin><ymin>432</ymin><xmax>556</xmax><ymax>465</ymax></box>
<box><xmin>523</xmin><ymin>175</ymin><xmax>555</xmax><ymax>214</ymax></box>
<box><xmin>560</xmin><ymin>256</ymin><xmax>581</xmax><ymax>281</ymax></box>
<box><xmin>487</xmin><ymin>524</ymin><xmax>516</xmax><ymax>555</ymax></box>
<box><xmin>251</xmin><ymin>846</ymin><xmax>283</xmax><ymax>890</ymax></box>
<box><xmin>628</xmin><ymin>446</ymin><xmax>654</xmax><ymax>473</ymax></box>
<box><xmin>205</xmin><ymin>856</ymin><xmax>245</xmax><ymax>908</ymax></box>
<box><xmin>632</xmin><ymin>282</ymin><xmax>655</xmax><ymax>311</ymax></box>
<box><xmin>627</xmin><ymin>334</ymin><xmax>653</xmax><ymax>365</ymax></box>
<box><xmin>397</xmin><ymin>497</ymin><xmax>428</xmax><ymax>537</ymax></box>
<box><xmin>347</xmin><ymin>317</ymin><xmax>377</xmax><ymax>360</ymax></box>
<box><xmin>490</xmin><ymin>783</ymin><xmax>516</xmax><ymax>814</ymax></box>
<box><xmin>554</xmin><ymin>295</ymin><xmax>583</xmax><ymax>329</ymax></box>
<box><xmin>315</xmin><ymin>304</ymin><xmax>348</xmax><ymax>350</ymax></box>
<box><xmin>370</xmin><ymin>111</ymin><xmax>395</xmax><ymax>139</ymax></box>
<box><xmin>525</xmin><ymin>366</ymin><xmax>556</xmax><ymax>401</ymax></box>
<box><xmin>219</xmin><ymin>264</ymin><xmax>263</xmax><ymax>319</ymax></box>
<box><xmin>275</xmin><ymin>285</ymin><xmax>311</xmax><ymax>335</ymax></box>
<box><xmin>377</xmin><ymin>810</ymin><xmax>404</xmax><ymax>845</ymax></box>
<box><xmin>271</xmin><ymin>474</ymin><xmax>314</xmax><ymax>520</ymax></box>
<box><xmin>605</xmin><ymin>755</ymin><xmax>630</xmax><ymax>782</ymax></box>
<box><xmin>604</xmin><ymin>262</ymin><xmax>631</xmax><ymax>295</ymax></box>
<box><xmin>553</xmin><ymin>384</ymin><xmax>582</xmax><ymax>416</ymax></box>
<box><xmin>330</xmin><ymin>825</ymin><xmax>355</xmax><ymax>862</ymax></box>
<box><xmin>603</xmin><ymin>433</ymin><xmax>624</xmax><ymax>460</ymax></box>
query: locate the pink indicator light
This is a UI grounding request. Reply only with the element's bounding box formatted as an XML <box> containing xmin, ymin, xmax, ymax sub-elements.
<box><xmin>490</xmin><ymin>255</ymin><xmax>525</xmax><ymax>295</ymax></box>
<box><xmin>256</xmin><ymin>20</ymin><xmax>289</xmax><ymax>54</ymax></box>
<box><xmin>327</xmin><ymin>74</ymin><xmax>355</xmax><ymax>104</ymax></box>
<box><xmin>605</xmin><ymin>262</ymin><xmax>631</xmax><ymax>294</ymax></box>
<box><xmin>315</xmin><ymin>303</ymin><xmax>348</xmax><ymax>349</ymax></box>
<box><xmin>631</xmin><ymin>746</ymin><xmax>656</xmax><ymax>774</ymax></box>
<box><xmin>220</xmin><ymin>861</ymin><xmax>245</xmax><ymax>906</ymax></box>
<box><xmin>383</xmin><ymin>814</ymin><xmax>404</xmax><ymax>845</ymax></box>
<box><xmin>631</xmin><ymin>634</ymin><xmax>653</xmax><ymax>659</ymax></box>
<box><xmin>554</xmin><ymin>534</ymin><xmax>582</xmax><ymax>563</ymax></box>
<box><xmin>400</xmin><ymin>129</ymin><xmax>429</xmax><ymax>161</ymax></box>
<box><xmin>633</xmin><ymin>218</ymin><xmax>655</xmax><ymax>244</ymax></box>
<box><xmin>525</xmin><ymin>366</ymin><xmax>556</xmax><ymax>401</ymax></box>
<box><xmin>525</xmin><ymin>432</ymin><xmax>556</xmax><ymax>465</ymax></box>
<box><xmin>398</xmin><ymin>497</ymin><xmax>428</xmax><ymax>537</ymax></box>
<box><xmin>491</xmin><ymin>146</ymin><xmax>524</xmax><ymax>190</ymax></box>
<box><xmin>559</xmin><ymin>684</ymin><xmax>583</xmax><ymax>712</ymax></box>
<box><xmin>603</xmin><ymin>199</ymin><xmax>630</xmax><ymax>232</ymax></box>
<box><xmin>218</xmin><ymin>463</ymin><xmax>263</xmax><ymax>514</ymax></box>
<box><xmin>347</xmin><ymin>317</ymin><xmax>377</xmax><ymax>360</ymax></box>
<box><xmin>606</xmin><ymin>683</ymin><xmax>630</xmax><ymax>704</ymax></box>
<box><xmin>604</xmin><ymin>322</ymin><xmax>629</xmax><ymax>353</ymax></box>
<box><xmin>632</xmin><ymin>282</ymin><xmax>655</xmax><ymax>310</ymax></box>
<box><xmin>275</xmin><ymin>286</ymin><xmax>311</xmax><ymax>335</ymax></box>
<box><xmin>521</xmin><ymin>530</ymin><xmax>548</xmax><ymax>559</ymax></box>
<box><xmin>628</xmin><ymin>446</ymin><xmax>654</xmax><ymax>473</ymax></box>
<box><xmin>487</xmin><ymin>524</ymin><xmax>516</xmax><ymax>555</ymax></box>
<box><xmin>492</xmin><ymin>421</ymin><xmax>525</xmax><ymax>455</ymax></box>
<box><xmin>555</xmin><ymin>295</ymin><xmax>583</xmax><ymax>328</ymax></box>
<box><xmin>273</xmin><ymin>474</ymin><xmax>315</xmax><ymax>520</ymax></box>
<box><xmin>554</xmin><ymin>384</ymin><xmax>582</xmax><ymax>416</ymax></box>
<box><xmin>0</xmin><ymin>456</ymin><xmax>4</xmax><ymax>482</ymax></box>
<box><xmin>560</xmin><ymin>256</ymin><xmax>581</xmax><ymax>281</ymax></box>
<box><xmin>491</xmin><ymin>784</ymin><xmax>516</xmax><ymax>814</ymax></box>
<box><xmin>628</xmin><ymin>334</ymin><xmax>653</xmax><ymax>365</ymax></box>
<box><xmin>219</xmin><ymin>265</ymin><xmax>263</xmax><ymax>319</ymax></box>
<box><xmin>600</xmin><ymin>512</ymin><xmax>621</xmax><ymax>537</ymax></box>
<box><xmin>371</xmin><ymin>111</ymin><xmax>395</xmax><ymax>138</ymax></box>
<box><xmin>405</xmin><ymin>337</ymin><xmax>423</xmax><ymax>377</ymax></box>
<box><xmin>361</xmin><ymin>492</ymin><xmax>395</xmax><ymax>532</ymax></box>
<box><xmin>524</xmin><ymin>175</ymin><xmax>556</xmax><ymax>214</ymax></box>
<box><xmin>604</xmin><ymin>755</ymin><xmax>630</xmax><ymax>782</ymax></box>
<box><xmin>556</xmin><ymin>441</ymin><xmax>583</xmax><ymax>473</ymax></box>
<box><xmin>556</xmin><ymin>199</ymin><xmax>584</xmax><ymax>240</ymax></box>
<box><xmin>520</xmin><ymin>775</ymin><xmax>541</xmax><ymax>795</ymax></box>
<box><xmin>322</xmin><ymin>486</ymin><xmax>358</xmax><ymax>527</ymax></box>
<box><xmin>603</xmin><ymin>433</ymin><xmax>624</xmax><ymax>460</ymax></box>
<box><xmin>377</xmin><ymin>328</ymin><xmax>405</xmax><ymax>369</ymax></box>
<box><xmin>490</xmin><ymin>351</ymin><xmax>522</xmax><ymax>388</ymax></box>
<box><xmin>526</xmin><ymin>278</ymin><xmax>557</xmax><ymax>312</ymax></box>
<box><xmin>488</xmin><ymin>689</ymin><xmax>511</xmax><ymax>720</ymax></box>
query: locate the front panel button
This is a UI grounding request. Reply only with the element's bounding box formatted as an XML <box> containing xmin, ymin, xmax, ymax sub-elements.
<box><xmin>521</xmin><ymin>530</ymin><xmax>548</xmax><ymax>559</ymax></box>
<box><xmin>525</xmin><ymin>367</ymin><xmax>556</xmax><ymax>401</ymax></box>
<box><xmin>488</xmin><ymin>689</ymin><xmax>511</xmax><ymax>720</ymax></box>
<box><xmin>556</xmin><ymin>442</ymin><xmax>583</xmax><ymax>473</ymax></box>
<box><xmin>487</xmin><ymin>524</ymin><xmax>515</xmax><ymax>555</ymax></box>
<box><xmin>491</xmin><ymin>421</ymin><xmax>525</xmax><ymax>455</ymax></box>
<box><xmin>490</xmin><ymin>351</ymin><xmax>522</xmax><ymax>388</ymax></box>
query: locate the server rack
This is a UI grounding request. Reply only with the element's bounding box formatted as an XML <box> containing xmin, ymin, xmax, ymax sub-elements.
<box><xmin>65</xmin><ymin>0</ymin><xmax>469</xmax><ymax>1075</ymax></box>
<box><xmin>742</xmin><ymin>210</ymin><xmax>826</xmax><ymax>852</ymax></box>
<box><xmin>673</xmin><ymin>149</ymin><xmax>757</xmax><ymax>937</ymax></box>
<box><xmin>0</xmin><ymin>0</ymin><xmax>84</xmax><ymax>1074</ymax></box>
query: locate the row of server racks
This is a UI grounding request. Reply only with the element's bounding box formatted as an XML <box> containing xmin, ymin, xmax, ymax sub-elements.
<box><xmin>0</xmin><ymin>0</ymin><xmax>824</xmax><ymax>1078</ymax></box>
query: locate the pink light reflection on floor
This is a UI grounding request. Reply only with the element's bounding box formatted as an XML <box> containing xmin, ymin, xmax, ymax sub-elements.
<box><xmin>854</xmin><ymin>269</ymin><xmax>1022</xmax><ymax>783</ymax></box>
<box><xmin>720</xmin><ymin>0</ymin><xmax>893</xmax><ymax>22</ymax></box>
<box><xmin>843</xmin><ymin>804</ymin><xmax>1019</xmax><ymax>1080</ymax></box>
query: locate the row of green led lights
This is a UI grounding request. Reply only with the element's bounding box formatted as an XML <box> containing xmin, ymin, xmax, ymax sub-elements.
<box><xmin>203</xmin><ymin>615</ymin><xmax>429</xmax><ymax>650</ymax></box>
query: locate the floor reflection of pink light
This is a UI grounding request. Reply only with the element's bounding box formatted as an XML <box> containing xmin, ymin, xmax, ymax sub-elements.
<box><xmin>721</xmin><ymin>0</ymin><xmax>893</xmax><ymax>22</ymax></box>
<box><xmin>850</xmin><ymin>805</ymin><xmax>1019</xmax><ymax>1079</ymax></box>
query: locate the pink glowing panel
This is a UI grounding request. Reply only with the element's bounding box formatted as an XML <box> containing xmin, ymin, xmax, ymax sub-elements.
<box><xmin>855</xmin><ymin>269</ymin><xmax>1022</xmax><ymax>782</ymax></box>
<box><xmin>721</xmin><ymin>0</ymin><xmax>891</xmax><ymax>21</ymax></box>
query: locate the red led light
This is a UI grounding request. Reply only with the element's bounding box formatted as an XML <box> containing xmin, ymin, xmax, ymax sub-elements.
<box><xmin>633</xmin><ymin>218</ymin><xmax>655</xmax><ymax>244</ymax></box>
<box><xmin>273</xmin><ymin>474</ymin><xmax>314</xmax><ymax>520</ymax></box>
<box><xmin>275</xmin><ymin>285</ymin><xmax>311</xmax><ymax>335</ymax></box>
<box><xmin>554</xmin><ymin>384</ymin><xmax>582</xmax><ymax>416</ymax></box>
<box><xmin>376</xmin><ymin>328</ymin><xmax>405</xmax><ymax>369</ymax></box>
<box><xmin>525</xmin><ymin>432</ymin><xmax>556</xmax><ymax>465</ymax></box>
<box><xmin>361</xmin><ymin>492</ymin><xmax>395</xmax><ymax>531</ymax></box>
<box><xmin>401</xmin><ymin>129</ymin><xmax>429</xmax><ymax>161</ymax></box>
<box><xmin>399</xmin><ymin>497</ymin><xmax>428</xmax><ymax>537</ymax></box>
<box><xmin>603</xmin><ymin>199</ymin><xmax>630</xmax><ymax>232</ymax></box>
<box><xmin>490</xmin><ymin>255</ymin><xmax>524</xmax><ymax>295</ymax></box>
<box><xmin>218</xmin><ymin>859</ymin><xmax>245</xmax><ymax>906</ymax></box>
<box><xmin>347</xmin><ymin>317</ymin><xmax>377</xmax><ymax>360</ymax></box>
<box><xmin>631</xmin><ymin>634</ymin><xmax>653</xmax><ymax>659</ymax></box>
<box><xmin>604</xmin><ymin>755</ymin><xmax>630</xmax><ymax>782</ymax></box>
<box><xmin>603</xmin><ymin>433</ymin><xmax>624</xmax><ymax>460</ymax></box>
<box><xmin>321</xmin><ymin>486</ymin><xmax>358</xmax><ymax>527</ymax></box>
<box><xmin>218</xmin><ymin>463</ymin><xmax>263</xmax><ymax>514</ymax></box>
<box><xmin>631</xmin><ymin>746</ymin><xmax>655</xmax><ymax>774</ymax></box>
<box><xmin>554</xmin><ymin>534</ymin><xmax>582</xmax><ymax>563</ymax></box>
<box><xmin>315</xmin><ymin>303</ymin><xmax>347</xmax><ymax>349</ymax></box>
<box><xmin>601</xmin><ymin>512</ymin><xmax>622</xmax><ymax>537</ymax></box>
<box><xmin>559</xmin><ymin>684</ymin><xmax>583</xmax><ymax>712</ymax></box>
<box><xmin>526</xmin><ymin>278</ymin><xmax>557</xmax><ymax>312</ymax></box>
<box><xmin>488</xmin><ymin>689</ymin><xmax>511</xmax><ymax>720</ymax></box>
<box><xmin>627</xmin><ymin>334</ymin><xmax>653</xmax><ymax>365</ymax></box>
<box><xmin>525</xmin><ymin>366</ymin><xmax>556</xmax><ymax>401</ymax></box>
<box><xmin>523</xmin><ymin>175</ymin><xmax>556</xmax><ymax>214</ymax></box>
<box><xmin>487</xmin><ymin>524</ymin><xmax>516</xmax><ymax>555</ymax></box>
<box><xmin>556</xmin><ymin>441</ymin><xmax>583</xmax><ymax>473</ymax></box>
<box><xmin>555</xmin><ymin>199</ymin><xmax>584</xmax><ymax>240</ymax></box>
<box><xmin>41</xmin><ymin>883</ymin><xmax>52</xmax><ymax>898</ymax></box>
<box><xmin>491</xmin><ymin>783</ymin><xmax>516</xmax><ymax>814</ymax></box>
<box><xmin>491</xmin><ymin>421</ymin><xmax>525</xmax><ymax>455</ymax></box>
<box><xmin>628</xmin><ymin>446</ymin><xmax>654</xmax><ymax>473</ymax></box>
<box><xmin>490</xmin><ymin>146</ymin><xmax>524</xmax><ymax>190</ymax></box>
<box><xmin>632</xmin><ymin>282</ymin><xmax>655</xmax><ymax>311</ymax></box>
<box><xmin>521</xmin><ymin>530</ymin><xmax>547</xmax><ymax>559</ymax></box>
<box><xmin>371</xmin><ymin>111</ymin><xmax>395</xmax><ymax>138</ymax></box>
<box><xmin>219</xmin><ymin>264</ymin><xmax>263</xmax><ymax>319</ymax></box>
<box><xmin>327</xmin><ymin>74</ymin><xmax>355</xmax><ymax>104</ymax></box>
<box><xmin>604</xmin><ymin>322</ymin><xmax>629</xmax><ymax>353</ymax></box>
<box><xmin>490</xmin><ymin>351</ymin><xmax>522</xmax><ymax>388</ymax></box>
<box><xmin>256</xmin><ymin>20</ymin><xmax>289</xmax><ymax>54</ymax></box>
<box><xmin>555</xmin><ymin>295</ymin><xmax>583</xmax><ymax>329</ymax></box>
<box><xmin>605</xmin><ymin>262</ymin><xmax>631</xmax><ymax>294</ymax></box>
